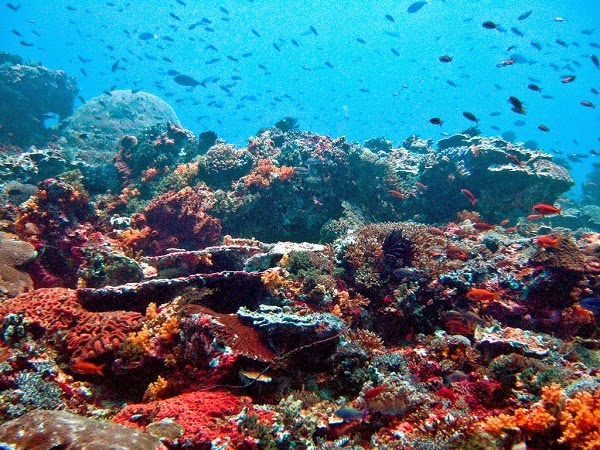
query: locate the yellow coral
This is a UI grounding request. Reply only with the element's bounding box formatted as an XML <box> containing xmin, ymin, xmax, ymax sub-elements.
<box><xmin>158</xmin><ymin>317</ymin><xmax>180</xmax><ymax>343</ymax></box>
<box><xmin>144</xmin><ymin>375</ymin><xmax>168</xmax><ymax>401</ymax></box>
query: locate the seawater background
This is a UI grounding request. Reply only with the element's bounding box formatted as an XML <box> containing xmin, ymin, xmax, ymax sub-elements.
<box><xmin>1</xmin><ymin>0</ymin><xmax>599</xmax><ymax>198</ymax></box>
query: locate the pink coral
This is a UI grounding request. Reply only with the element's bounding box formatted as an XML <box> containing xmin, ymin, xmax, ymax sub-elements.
<box><xmin>0</xmin><ymin>288</ymin><xmax>143</xmax><ymax>363</ymax></box>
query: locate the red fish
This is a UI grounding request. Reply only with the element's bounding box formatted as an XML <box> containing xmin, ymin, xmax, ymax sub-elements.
<box><xmin>532</xmin><ymin>203</ymin><xmax>561</xmax><ymax>215</ymax></box>
<box><xmin>500</xmin><ymin>219</ymin><xmax>509</xmax><ymax>226</ymax></box>
<box><xmin>506</xmin><ymin>154</ymin><xmax>524</xmax><ymax>166</ymax></box>
<box><xmin>461</xmin><ymin>188</ymin><xmax>477</xmax><ymax>206</ymax></box>
<box><xmin>71</xmin><ymin>361</ymin><xmax>105</xmax><ymax>376</ymax></box>
<box><xmin>473</xmin><ymin>222</ymin><xmax>495</xmax><ymax>231</ymax></box>
<box><xmin>526</xmin><ymin>214</ymin><xmax>544</xmax><ymax>221</ymax></box>
<box><xmin>416</xmin><ymin>181</ymin><xmax>428</xmax><ymax>190</ymax></box>
<box><xmin>536</xmin><ymin>235</ymin><xmax>561</xmax><ymax>248</ymax></box>
<box><xmin>388</xmin><ymin>189</ymin><xmax>405</xmax><ymax>199</ymax></box>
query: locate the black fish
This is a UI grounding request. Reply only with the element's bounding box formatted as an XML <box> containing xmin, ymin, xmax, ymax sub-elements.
<box><xmin>78</xmin><ymin>55</ymin><xmax>91</xmax><ymax>63</ymax></box>
<box><xmin>251</xmin><ymin>28</ymin><xmax>260</xmax><ymax>37</ymax></box>
<box><xmin>6</xmin><ymin>2</ymin><xmax>21</xmax><ymax>11</ymax></box>
<box><xmin>509</xmin><ymin>96</ymin><xmax>524</xmax><ymax>110</ymax></box>
<box><xmin>173</xmin><ymin>74</ymin><xmax>201</xmax><ymax>87</ymax></box>
<box><xmin>204</xmin><ymin>27</ymin><xmax>214</xmax><ymax>32</ymax></box>
<box><xmin>205</xmin><ymin>58</ymin><xmax>220</xmax><ymax>64</ymax></box>
<box><xmin>11</xmin><ymin>29</ymin><xmax>22</xmax><ymax>37</ymax></box>
<box><xmin>167</xmin><ymin>69</ymin><xmax>179</xmax><ymax>76</ymax></box>
<box><xmin>430</xmin><ymin>117</ymin><xmax>442</xmax><ymax>126</ymax></box>
<box><xmin>242</xmin><ymin>52</ymin><xmax>252</xmax><ymax>57</ymax></box>
<box><xmin>356</xmin><ymin>37</ymin><xmax>366</xmax><ymax>44</ymax></box>
<box><xmin>80</xmin><ymin>68</ymin><xmax>87</xmax><ymax>76</ymax></box>
<box><xmin>463</xmin><ymin>111</ymin><xmax>478</xmax><ymax>123</ymax></box>
<box><xmin>291</xmin><ymin>39</ymin><xmax>299</xmax><ymax>47</ymax></box>
<box><xmin>592</xmin><ymin>88</ymin><xmax>599</xmax><ymax>95</ymax></box>
<box><xmin>439</xmin><ymin>55</ymin><xmax>452</xmax><ymax>62</ymax></box>
<box><xmin>170</xmin><ymin>12</ymin><xmax>181</xmax><ymax>21</ymax></box>
<box><xmin>390</xmin><ymin>48</ymin><xmax>400</xmax><ymax>56</ymax></box>
<box><xmin>537</xmin><ymin>124</ymin><xmax>550</xmax><ymax>132</ymax></box>
<box><xmin>162</xmin><ymin>36</ymin><xmax>174</xmax><ymax>42</ymax></box>
<box><xmin>446</xmin><ymin>80</ymin><xmax>457</xmax><ymax>87</ymax></box>
<box><xmin>227</xmin><ymin>55</ymin><xmax>239</xmax><ymax>62</ymax></box>
<box><xmin>385</xmin><ymin>14</ymin><xmax>395</xmax><ymax>22</ymax></box>
<box><xmin>77</xmin><ymin>95</ymin><xmax>85</xmax><ymax>104</ymax></box>
<box><xmin>19</xmin><ymin>40</ymin><xmax>33</xmax><ymax>47</ymax></box>
<box><xmin>176</xmin><ymin>0</ymin><xmax>186</xmax><ymax>5</ymax></box>
<box><xmin>139</xmin><ymin>32</ymin><xmax>155</xmax><ymax>40</ymax></box>
<box><xmin>407</xmin><ymin>1</ymin><xmax>427</xmax><ymax>14</ymax></box>
<box><xmin>220</xmin><ymin>6</ymin><xmax>229</xmax><ymax>15</ymax></box>
<box><xmin>205</xmin><ymin>44</ymin><xmax>217</xmax><ymax>51</ymax></box>
<box><xmin>592</xmin><ymin>54</ymin><xmax>599</xmax><ymax>69</ymax></box>
<box><xmin>555</xmin><ymin>39</ymin><xmax>568</xmax><ymax>47</ymax></box>
<box><xmin>309</xmin><ymin>25</ymin><xmax>318</xmax><ymax>35</ymax></box>
<box><xmin>528</xmin><ymin>84</ymin><xmax>542</xmax><ymax>92</ymax></box>
<box><xmin>111</xmin><ymin>60</ymin><xmax>119</xmax><ymax>72</ymax></box>
<box><xmin>482</xmin><ymin>21</ymin><xmax>498</xmax><ymax>30</ymax></box>
<box><xmin>581</xmin><ymin>29</ymin><xmax>595</xmax><ymax>35</ymax></box>
<box><xmin>530</xmin><ymin>41</ymin><xmax>542</xmax><ymax>50</ymax></box>
<box><xmin>273</xmin><ymin>43</ymin><xmax>281</xmax><ymax>51</ymax></box>
<box><xmin>325</xmin><ymin>61</ymin><xmax>333</xmax><ymax>68</ymax></box>
<box><xmin>66</xmin><ymin>5</ymin><xmax>76</xmax><ymax>10</ymax></box>
<box><xmin>518</xmin><ymin>10</ymin><xmax>532</xmax><ymax>20</ymax></box>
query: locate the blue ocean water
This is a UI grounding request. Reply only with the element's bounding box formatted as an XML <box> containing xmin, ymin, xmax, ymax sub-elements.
<box><xmin>1</xmin><ymin>0</ymin><xmax>599</xmax><ymax>196</ymax></box>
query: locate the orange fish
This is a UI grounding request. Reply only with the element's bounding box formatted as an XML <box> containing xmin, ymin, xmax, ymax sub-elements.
<box><xmin>447</xmin><ymin>246</ymin><xmax>469</xmax><ymax>261</ymax></box>
<box><xmin>71</xmin><ymin>361</ymin><xmax>105</xmax><ymax>376</ymax></box>
<box><xmin>461</xmin><ymin>188</ymin><xmax>477</xmax><ymax>206</ymax></box>
<box><xmin>536</xmin><ymin>235</ymin><xmax>561</xmax><ymax>249</ymax></box>
<box><xmin>531</xmin><ymin>203</ymin><xmax>561</xmax><ymax>215</ymax></box>
<box><xmin>428</xmin><ymin>226</ymin><xmax>445</xmax><ymax>236</ymax></box>
<box><xmin>505</xmin><ymin>226</ymin><xmax>517</xmax><ymax>233</ymax></box>
<box><xmin>466</xmin><ymin>288</ymin><xmax>499</xmax><ymax>302</ymax></box>
<box><xmin>500</xmin><ymin>219</ymin><xmax>510</xmax><ymax>226</ymax></box>
<box><xmin>416</xmin><ymin>181</ymin><xmax>428</xmax><ymax>190</ymax></box>
<box><xmin>388</xmin><ymin>189</ymin><xmax>405</xmax><ymax>199</ymax></box>
<box><xmin>506</xmin><ymin>154</ymin><xmax>524</xmax><ymax>166</ymax></box>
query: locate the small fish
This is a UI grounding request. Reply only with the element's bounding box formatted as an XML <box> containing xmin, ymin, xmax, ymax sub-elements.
<box><xmin>553</xmin><ymin>17</ymin><xmax>566</xmax><ymax>22</ymax></box>
<box><xmin>482</xmin><ymin>21</ymin><xmax>498</xmax><ymax>30</ymax></box>
<box><xmin>356</xmin><ymin>37</ymin><xmax>366</xmax><ymax>44</ymax></box>
<box><xmin>509</xmin><ymin>96</ymin><xmax>525</xmax><ymax>114</ymax></box>
<box><xmin>390</xmin><ymin>48</ymin><xmax>400</xmax><ymax>57</ymax></box>
<box><xmin>138</xmin><ymin>32</ymin><xmax>155</xmax><ymax>40</ymax></box>
<box><xmin>334</xmin><ymin>406</ymin><xmax>365</xmax><ymax>421</ymax></box>
<box><xmin>291</xmin><ymin>39</ymin><xmax>299</xmax><ymax>47</ymax></box>
<box><xmin>392</xmin><ymin>268</ymin><xmax>423</xmax><ymax>281</ymax></box>
<box><xmin>446</xmin><ymin>80</ymin><xmax>457</xmax><ymax>87</ymax></box>
<box><xmin>430</xmin><ymin>117</ymin><xmax>442</xmax><ymax>126</ymax></box>
<box><xmin>407</xmin><ymin>1</ymin><xmax>427</xmax><ymax>14</ymax></box>
<box><xmin>19</xmin><ymin>40</ymin><xmax>33</xmax><ymax>47</ymax></box>
<box><xmin>536</xmin><ymin>235</ymin><xmax>561</xmax><ymax>249</ymax></box>
<box><xmin>71</xmin><ymin>361</ymin><xmax>105</xmax><ymax>376</ymax></box>
<box><xmin>66</xmin><ymin>5</ymin><xmax>76</xmax><ymax>10</ymax></box>
<box><xmin>531</xmin><ymin>203</ymin><xmax>561</xmax><ymax>215</ymax></box>
<box><xmin>11</xmin><ymin>29</ymin><xmax>22</xmax><ymax>37</ymax></box>
<box><xmin>530</xmin><ymin>41</ymin><xmax>542</xmax><ymax>50</ymax></box>
<box><xmin>591</xmin><ymin>54</ymin><xmax>599</xmax><ymax>69</ymax></box>
<box><xmin>6</xmin><ymin>2</ymin><xmax>21</xmax><ymax>11</ymax></box>
<box><xmin>580</xmin><ymin>297</ymin><xmax>600</xmax><ymax>315</ymax></box>
<box><xmin>466</xmin><ymin>288</ymin><xmax>499</xmax><ymax>302</ymax></box>
<box><xmin>439</xmin><ymin>55</ymin><xmax>452</xmax><ymax>63</ymax></box>
<box><xmin>511</xmin><ymin>27</ymin><xmax>524</xmax><ymax>37</ymax></box>
<box><xmin>111</xmin><ymin>60</ymin><xmax>119</xmax><ymax>72</ymax></box>
<box><xmin>474</xmin><ymin>222</ymin><xmax>495</xmax><ymax>231</ymax></box>
<box><xmin>497</xmin><ymin>59</ymin><xmax>515</xmax><ymax>67</ymax></box>
<box><xmin>518</xmin><ymin>10</ymin><xmax>532</xmax><ymax>20</ymax></box>
<box><xmin>555</xmin><ymin>39</ymin><xmax>568</xmax><ymax>47</ymax></box>
<box><xmin>388</xmin><ymin>189</ymin><xmax>405</xmax><ymax>199</ymax></box>
<box><xmin>385</xmin><ymin>14</ymin><xmax>395</xmax><ymax>22</ymax></box>
<box><xmin>537</xmin><ymin>124</ymin><xmax>550</xmax><ymax>132</ymax></box>
<box><xmin>581</xmin><ymin>101</ymin><xmax>595</xmax><ymax>108</ymax></box>
<box><xmin>528</xmin><ymin>84</ymin><xmax>542</xmax><ymax>92</ymax></box>
<box><xmin>462</xmin><ymin>111</ymin><xmax>478</xmax><ymax>123</ymax></box>
<box><xmin>251</xmin><ymin>28</ymin><xmax>260</xmax><ymax>37</ymax></box>
<box><xmin>176</xmin><ymin>0</ymin><xmax>186</xmax><ymax>5</ymax></box>
<box><xmin>169</xmin><ymin>12</ymin><xmax>181</xmax><ymax>21</ymax></box>
<box><xmin>562</xmin><ymin>75</ymin><xmax>576</xmax><ymax>83</ymax></box>
<box><xmin>173</xmin><ymin>74</ymin><xmax>201</xmax><ymax>87</ymax></box>
<box><xmin>273</xmin><ymin>43</ymin><xmax>281</xmax><ymax>52</ymax></box>
<box><xmin>309</xmin><ymin>25</ymin><xmax>318</xmax><ymax>36</ymax></box>
<box><xmin>526</xmin><ymin>214</ymin><xmax>544</xmax><ymax>221</ymax></box>
<box><xmin>220</xmin><ymin>6</ymin><xmax>229</xmax><ymax>15</ymax></box>
<box><xmin>461</xmin><ymin>188</ymin><xmax>477</xmax><ymax>206</ymax></box>
<box><xmin>324</xmin><ymin>61</ymin><xmax>333</xmax><ymax>68</ymax></box>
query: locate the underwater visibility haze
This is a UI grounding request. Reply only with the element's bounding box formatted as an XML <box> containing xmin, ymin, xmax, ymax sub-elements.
<box><xmin>0</xmin><ymin>0</ymin><xmax>600</xmax><ymax>449</ymax></box>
